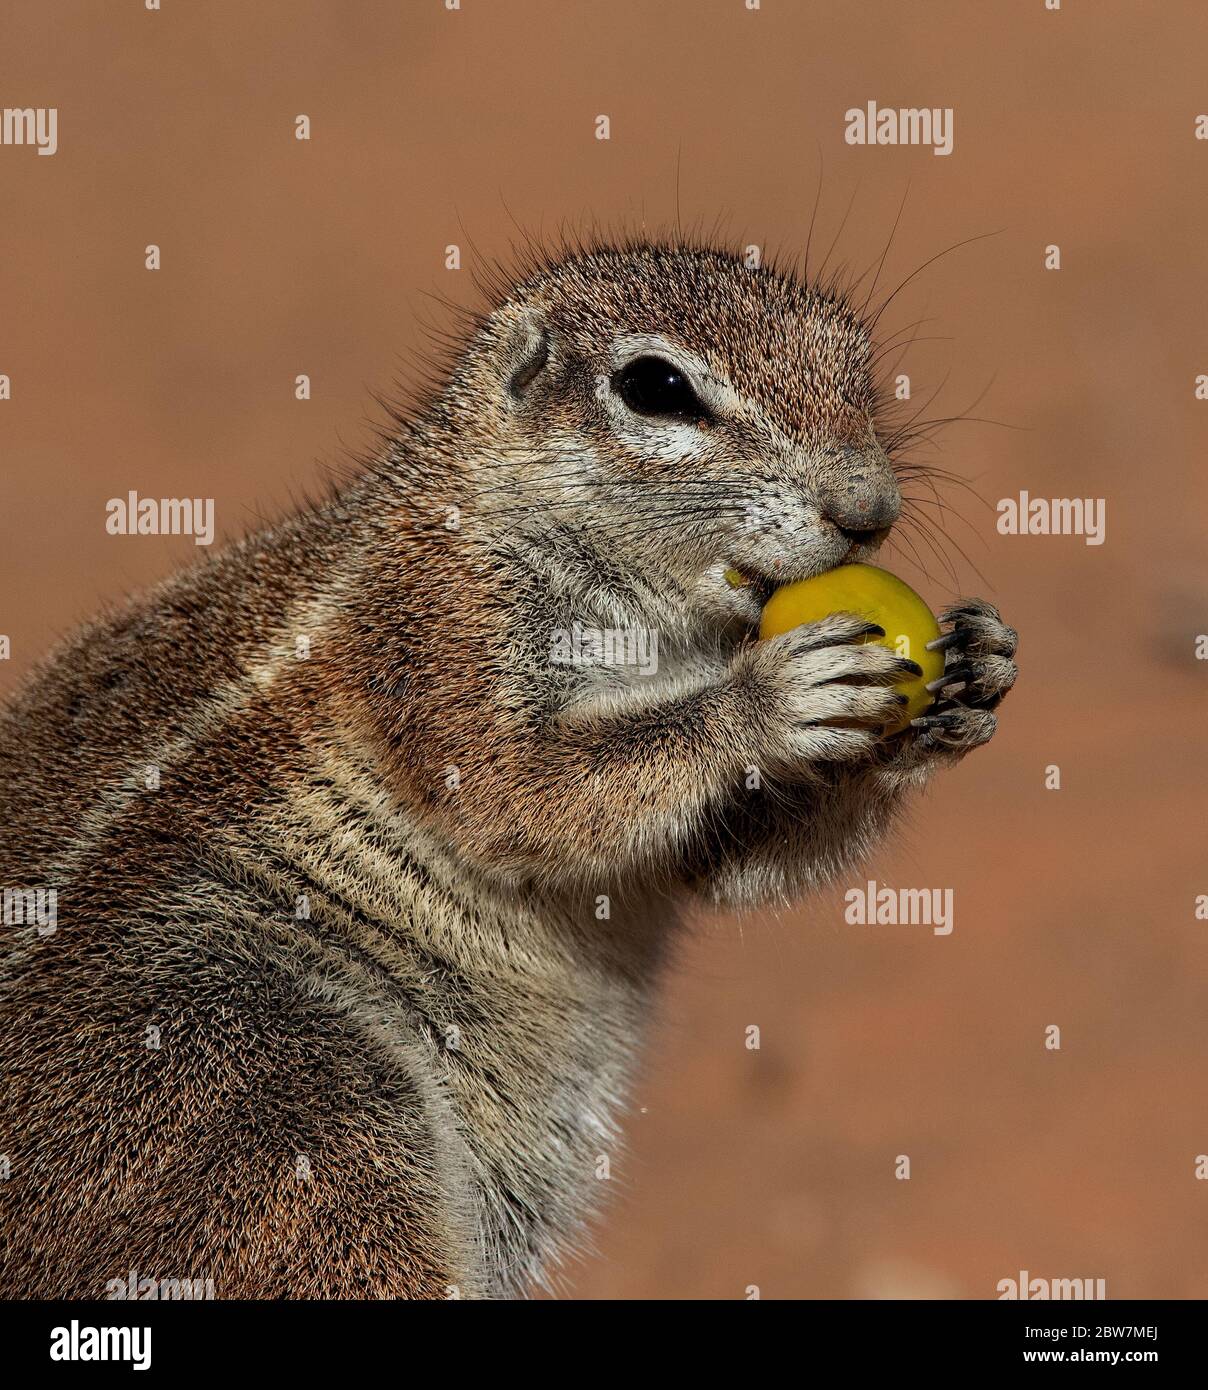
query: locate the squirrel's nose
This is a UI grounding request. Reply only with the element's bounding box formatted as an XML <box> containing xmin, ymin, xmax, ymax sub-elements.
<box><xmin>815</xmin><ymin>443</ymin><xmax>901</xmax><ymax>538</ymax></box>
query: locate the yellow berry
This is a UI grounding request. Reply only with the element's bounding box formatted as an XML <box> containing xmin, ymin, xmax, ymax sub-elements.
<box><xmin>758</xmin><ymin>564</ymin><xmax>944</xmax><ymax>728</ymax></box>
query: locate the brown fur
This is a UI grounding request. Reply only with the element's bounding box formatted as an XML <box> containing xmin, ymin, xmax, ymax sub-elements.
<box><xmin>0</xmin><ymin>238</ymin><xmax>1016</xmax><ymax>1297</ymax></box>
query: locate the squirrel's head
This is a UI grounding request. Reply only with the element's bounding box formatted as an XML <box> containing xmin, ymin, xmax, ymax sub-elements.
<box><xmin>441</xmin><ymin>242</ymin><xmax>902</xmax><ymax>629</ymax></box>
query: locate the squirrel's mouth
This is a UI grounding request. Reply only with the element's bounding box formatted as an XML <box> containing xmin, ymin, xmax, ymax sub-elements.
<box><xmin>724</xmin><ymin>536</ymin><xmax>869</xmax><ymax>606</ymax></box>
<box><xmin>720</xmin><ymin>544</ymin><xmax>866</xmax><ymax>627</ymax></box>
<box><xmin>722</xmin><ymin>564</ymin><xmax>777</xmax><ymax>608</ymax></box>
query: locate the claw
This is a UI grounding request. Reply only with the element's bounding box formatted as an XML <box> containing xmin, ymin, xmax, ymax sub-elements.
<box><xmin>790</xmin><ymin>621</ymin><xmax>884</xmax><ymax>657</ymax></box>
<box><xmin>925</xmin><ymin>667</ymin><xmax>972</xmax><ymax>693</ymax></box>
<box><xmin>924</xmin><ymin>632</ymin><xmax>962</xmax><ymax>652</ymax></box>
<box><xmin>910</xmin><ymin>712</ymin><xmax>964</xmax><ymax>729</ymax></box>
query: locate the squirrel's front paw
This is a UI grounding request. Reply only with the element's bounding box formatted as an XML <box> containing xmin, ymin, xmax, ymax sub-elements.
<box><xmin>908</xmin><ymin>598</ymin><xmax>1018</xmax><ymax>755</ymax></box>
<box><xmin>745</xmin><ymin>614</ymin><xmax>923</xmax><ymax>770</ymax></box>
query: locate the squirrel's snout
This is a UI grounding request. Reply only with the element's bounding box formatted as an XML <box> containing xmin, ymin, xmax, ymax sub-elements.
<box><xmin>814</xmin><ymin>443</ymin><xmax>901</xmax><ymax>541</ymax></box>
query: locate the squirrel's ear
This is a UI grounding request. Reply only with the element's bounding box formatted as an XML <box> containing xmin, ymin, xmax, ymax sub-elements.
<box><xmin>504</xmin><ymin>311</ymin><xmax>551</xmax><ymax>401</ymax></box>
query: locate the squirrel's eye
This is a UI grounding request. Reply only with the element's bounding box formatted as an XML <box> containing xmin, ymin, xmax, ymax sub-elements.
<box><xmin>611</xmin><ymin>356</ymin><xmax>710</xmax><ymax>423</ymax></box>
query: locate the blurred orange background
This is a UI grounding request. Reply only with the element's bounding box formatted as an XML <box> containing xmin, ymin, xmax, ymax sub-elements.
<box><xmin>1</xmin><ymin>0</ymin><xmax>1206</xmax><ymax>1298</ymax></box>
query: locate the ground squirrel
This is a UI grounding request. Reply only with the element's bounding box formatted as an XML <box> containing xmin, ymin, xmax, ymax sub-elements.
<box><xmin>0</xmin><ymin>238</ymin><xmax>1017</xmax><ymax>1298</ymax></box>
